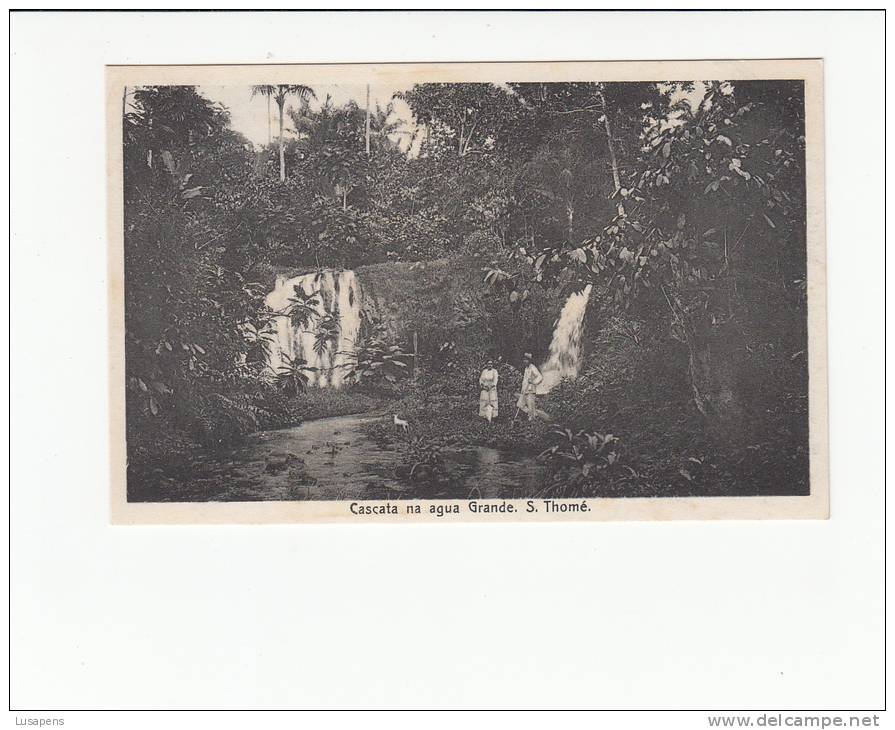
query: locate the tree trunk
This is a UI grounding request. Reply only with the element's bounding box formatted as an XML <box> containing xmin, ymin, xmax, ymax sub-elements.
<box><xmin>663</xmin><ymin>287</ymin><xmax>745</xmax><ymax>440</ymax></box>
<box><xmin>278</xmin><ymin>98</ymin><xmax>286</xmax><ymax>183</ymax></box>
<box><xmin>365</xmin><ymin>84</ymin><xmax>371</xmax><ymax>156</ymax></box>
<box><xmin>146</xmin><ymin>111</ymin><xmax>153</xmax><ymax>168</ymax></box>
<box><xmin>683</xmin><ymin>316</ymin><xmax>746</xmax><ymax>440</ymax></box>
<box><xmin>597</xmin><ymin>88</ymin><xmax>624</xmax><ymax>215</ymax></box>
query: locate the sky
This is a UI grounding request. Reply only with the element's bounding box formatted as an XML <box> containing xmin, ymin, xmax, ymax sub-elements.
<box><xmin>158</xmin><ymin>81</ymin><xmax>706</xmax><ymax>155</ymax></box>
<box><xmin>199</xmin><ymin>83</ymin><xmax>417</xmax><ymax>150</ymax></box>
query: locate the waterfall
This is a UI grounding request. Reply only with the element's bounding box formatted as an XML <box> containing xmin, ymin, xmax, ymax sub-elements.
<box><xmin>264</xmin><ymin>270</ymin><xmax>362</xmax><ymax>389</ymax></box>
<box><xmin>537</xmin><ymin>284</ymin><xmax>592</xmax><ymax>394</ymax></box>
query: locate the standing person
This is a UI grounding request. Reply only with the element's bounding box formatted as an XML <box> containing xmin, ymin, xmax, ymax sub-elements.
<box><xmin>478</xmin><ymin>359</ymin><xmax>499</xmax><ymax>423</ymax></box>
<box><xmin>517</xmin><ymin>352</ymin><xmax>544</xmax><ymax>421</ymax></box>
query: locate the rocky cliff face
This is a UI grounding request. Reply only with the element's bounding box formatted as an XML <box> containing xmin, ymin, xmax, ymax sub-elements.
<box><xmin>263</xmin><ymin>255</ymin><xmax>566</xmax><ymax>376</ymax></box>
<box><xmin>355</xmin><ymin>257</ymin><xmax>487</xmax><ymax>352</ymax></box>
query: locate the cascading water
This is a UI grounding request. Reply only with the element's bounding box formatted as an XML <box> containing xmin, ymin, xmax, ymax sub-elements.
<box><xmin>264</xmin><ymin>270</ymin><xmax>362</xmax><ymax>388</ymax></box>
<box><xmin>537</xmin><ymin>284</ymin><xmax>593</xmax><ymax>394</ymax></box>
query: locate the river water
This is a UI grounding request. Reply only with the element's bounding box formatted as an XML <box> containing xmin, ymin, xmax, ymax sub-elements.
<box><xmin>130</xmin><ymin>413</ymin><xmax>545</xmax><ymax>502</ymax></box>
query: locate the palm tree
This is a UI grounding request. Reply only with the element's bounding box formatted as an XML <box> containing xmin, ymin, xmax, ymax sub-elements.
<box><xmin>251</xmin><ymin>84</ymin><xmax>315</xmax><ymax>182</ymax></box>
<box><xmin>266</xmin><ymin>94</ymin><xmax>271</xmax><ymax>145</ymax></box>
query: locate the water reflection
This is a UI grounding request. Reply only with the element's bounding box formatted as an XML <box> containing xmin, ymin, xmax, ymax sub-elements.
<box><xmin>129</xmin><ymin>413</ymin><xmax>546</xmax><ymax>503</ymax></box>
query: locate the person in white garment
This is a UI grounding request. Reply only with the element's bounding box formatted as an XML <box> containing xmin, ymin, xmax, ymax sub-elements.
<box><xmin>517</xmin><ymin>352</ymin><xmax>544</xmax><ymax>421</ymax></box>
<box><xmin>478</xmin><ymin>359</ymin><xmax>499</xmax><ymax>423</ymax></box>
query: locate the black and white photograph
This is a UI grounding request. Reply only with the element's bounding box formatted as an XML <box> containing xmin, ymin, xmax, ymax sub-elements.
<box><xmin>12</xmin><ymin>9</ymin><xmax>885</xmax><ymax>720</ymax></box>
<box><xmin>110</xmin><ymin>61</ymin><xmax>826</xmax><ymax>521</ymax></box>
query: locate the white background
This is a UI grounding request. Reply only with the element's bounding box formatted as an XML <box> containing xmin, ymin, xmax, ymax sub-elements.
<box><xmin>7</xmin><ymin>8</ymin><xmax>887</xmax><ymax>723</ymax></box>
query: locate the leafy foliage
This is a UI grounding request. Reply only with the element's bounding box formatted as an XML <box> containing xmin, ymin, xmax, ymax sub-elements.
<box><xmin>274</xmin><ymin>355</ymin><xmax>317</xmax><ymax>396</ymax></box>
<box><xmin>283</xmin><ymin>285</ymin><xmax>322</xmax><ymax>329</ymax></box>
<box><xmin>340</xmin><ymin>319</ymin><xmax>411</xmax><ymax>386</ymax></box>
<box><xmin>538</xmin><ymin>426</ymin><xmax>622</xmax><ymax>482</ymax></box>
<box><xmin>403</xmin><ymin>435</ymin><xmax>448</xmax><ymax>483</ymax></box>
<box><xmin>313</xmin><ymin>312</ymin><xmax>341</xmax><ymax>358</ymax></box>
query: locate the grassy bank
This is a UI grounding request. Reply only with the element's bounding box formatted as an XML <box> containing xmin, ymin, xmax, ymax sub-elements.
<box><xmin>360</xmin><ymin>321</ymin><xmax>809</xmax><ymax>499</ymax></box>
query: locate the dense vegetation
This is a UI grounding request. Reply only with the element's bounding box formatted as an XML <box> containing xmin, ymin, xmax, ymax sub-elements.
<box><xmin>123</xmin><ymin>80</ymin><xmax>809</xmax><ymax>496</ymax></box>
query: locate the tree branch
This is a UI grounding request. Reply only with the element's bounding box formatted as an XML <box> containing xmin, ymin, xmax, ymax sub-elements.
<box><xmin>547</xmin><ymin>104</ymin><xmax>604</xmax><ymax>116</ymax></box>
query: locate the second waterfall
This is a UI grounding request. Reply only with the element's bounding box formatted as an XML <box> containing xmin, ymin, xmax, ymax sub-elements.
<box><xmin>537</xmin><ymin>284</ymin><xmax>593</xmax><ymax>394</ymax></box>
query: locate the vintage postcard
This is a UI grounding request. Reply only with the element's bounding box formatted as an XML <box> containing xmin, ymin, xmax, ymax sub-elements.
<box><xmin>108</xmin><ymin>60</ymin><xmax>827</xmax><ymax>523</ymax></box>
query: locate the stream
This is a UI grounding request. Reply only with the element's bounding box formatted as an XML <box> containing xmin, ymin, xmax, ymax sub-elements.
<box><xmin>129</xmin><ymin>413</ymin><xmax>546</xmax><ymax>502</ymax></box>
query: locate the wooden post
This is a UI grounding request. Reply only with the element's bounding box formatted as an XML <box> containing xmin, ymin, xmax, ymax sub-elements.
<box><xmin>413</xmin><ymin>331</ymin><xmax>418</xmax><ymax>380</ymax></box>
